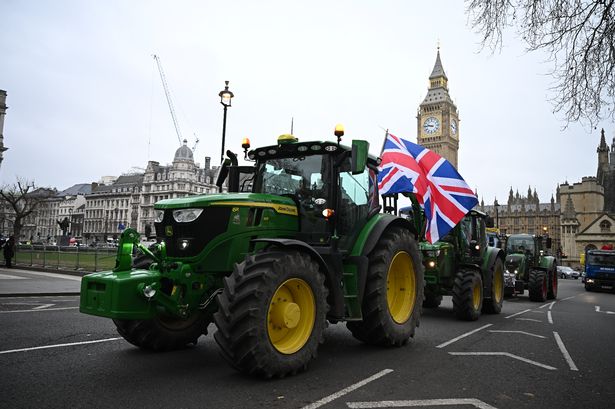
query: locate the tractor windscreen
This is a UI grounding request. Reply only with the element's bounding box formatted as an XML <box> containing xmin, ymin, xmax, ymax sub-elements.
<box><xmin>506</xmin><ymin>236</ymin><xmax>535</xmax><ymax>257</ymax></box>
<box><xmin>255</xmin><ymin>154</ymin><xmax>328</xmax><ymax>199</ymax></box>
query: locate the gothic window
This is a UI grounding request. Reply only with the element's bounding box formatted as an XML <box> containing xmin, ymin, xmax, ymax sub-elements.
<box><xmin>600</xmin><ymin>220</ymin><xmax>612</xmax><ymax>233</ymax></box>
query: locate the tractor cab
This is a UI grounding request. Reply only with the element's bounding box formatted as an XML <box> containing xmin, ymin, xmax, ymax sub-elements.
<box><xmin>218</xmin><ymin>132</ymin><xmax>381</xmax><ymax>249</ymax></box>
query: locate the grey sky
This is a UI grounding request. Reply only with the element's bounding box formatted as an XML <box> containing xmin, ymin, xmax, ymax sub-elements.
<box><xmin>1</xmin><ymin>0</ymin><xmax>612</xmax><ymax>204</ymax></box>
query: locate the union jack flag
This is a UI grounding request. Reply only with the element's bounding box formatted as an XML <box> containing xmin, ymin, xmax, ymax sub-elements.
<box><xmin>378</xmin><ymin>132</ymin><xmax>478</xmax><ymax>243</ymax></box>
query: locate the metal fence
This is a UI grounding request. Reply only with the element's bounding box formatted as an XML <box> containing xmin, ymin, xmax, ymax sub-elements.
<box><xmin>15</xmin><ymin>245</ymin><xmax>117</xmax><ymax>272</ymax></box>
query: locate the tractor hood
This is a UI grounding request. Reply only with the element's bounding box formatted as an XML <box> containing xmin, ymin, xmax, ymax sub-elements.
<box><xmin>505</xmin><ymin>253</ymin><xmax>525</xmax><ymax>266</ymax></box>
<box><xmin>155</xmin><ymin>192</ymin><xmax>297</xmax><ymax>215</ymax></box>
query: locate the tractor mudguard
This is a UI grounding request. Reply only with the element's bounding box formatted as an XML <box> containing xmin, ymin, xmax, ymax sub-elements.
<box><xmin>482</xmin><ymin>247</ymin><xmax>504</xmax><ymax>296</ymax></box>
<box><xmin>539</xmin><ymin>255</ymin><xmax>557</xmax><ymax>271</ymax></box>
<box><xmin>351</xmin><ymin>213</ymin><xmax>417</xmax><ymax>258</ymax></box>
<box><xmin>251</xmin><ymin>238</ymin><xmax>345</xmax><ymax>318</ymax></box>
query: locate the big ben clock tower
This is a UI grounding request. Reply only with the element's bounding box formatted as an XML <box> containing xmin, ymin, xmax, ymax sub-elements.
<box><xmin>417</xmin><ymin>47</ymin><xmax>460</xmax><ymax>168</ymax></box>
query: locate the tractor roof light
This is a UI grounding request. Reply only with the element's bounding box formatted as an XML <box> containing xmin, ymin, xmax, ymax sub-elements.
<box><xmin>278</xmin><ymin>134</ymin><xmax>298</xmax><ymax>144</ymax></box>
<box><xmin>322</xmin><ymin>208</ymin><xmax>335</xmax><ymax>220</ymax></box>
<box><xmin>241</xmin><ymin>137</ymin><xmax>251</xmax><ymax>149</ymax></box>
<box><xmin>334</xmin><ymin>124</ymin><xmax>344</xmax><ymax>143</ymax></box>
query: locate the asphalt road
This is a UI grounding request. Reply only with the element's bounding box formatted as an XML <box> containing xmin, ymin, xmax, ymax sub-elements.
<box><xmin>1</xmin><ymin>269</ymin><xmax>614</xmax><ymax>409</ymax></box>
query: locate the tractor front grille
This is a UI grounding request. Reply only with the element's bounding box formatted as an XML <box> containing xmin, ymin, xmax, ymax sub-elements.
<box><xmin>155</xmin><ymin>207</ymin><xmax>231</xmax><ymax>258</ymax></box>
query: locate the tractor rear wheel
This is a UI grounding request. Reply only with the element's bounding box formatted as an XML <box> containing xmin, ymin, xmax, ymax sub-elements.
<box><xmin>452</xmin><ymin>269</ymin><xmax>483</xmax><ymax>321</ymax></box>
<box><xmin>547</xmin><ymin>267</ymin><xmax>558</xmax><ymax>300</ymax></box>
<box><xmin>347</xmin><ymin>227</ymin><xmax>423</xmax><ymax>346</ymax></box>
<box><xmin>528</xmin><ymin>269</ymin><xmax>548</xmax><ymax>302</ymax></box>
<box><xmin>213</xmin><ymin>249</ymin><xmax>327</xmax><ymax>378</ymax></box>
<box><xmin>113</xmin><ymin>311</ymin><xmax>210</xmax><ymax>351</ymax></box>
<box><xmin>482</xmin><ymin>258</ymin><xmax>504</xmax><ymax>314</ymax></box>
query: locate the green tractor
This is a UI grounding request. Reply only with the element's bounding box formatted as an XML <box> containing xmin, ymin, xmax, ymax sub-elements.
<box><xmin>400</xmin><ymin>203</ymin><xmax>505</xmax><ymax>321</ymax></box>
<box><xmin>503</xmin><ymin>233</ymin><xmax>557</xmax><ymax>301</ymax></box>
<box><xmin>80</xmin><ymin>128</ymin><xmax>424</xmax><ymax>378</ymax></box>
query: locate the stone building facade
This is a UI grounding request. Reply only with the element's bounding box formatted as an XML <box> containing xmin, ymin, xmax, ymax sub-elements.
<box><xmin>480</xmin><ymin>187</ymin><xmax>561</xmax><ymax>252</ymax></box>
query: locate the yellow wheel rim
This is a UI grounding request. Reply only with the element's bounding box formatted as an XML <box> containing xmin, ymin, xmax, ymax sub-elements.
<box><xmin>472</xmin><ymin>280</ymin><xmax>481</xmax><ymax>311</ymax></box>
<box><xmin>267</xmin><ymin>278</ymin><xmax>315</xmax><ymax>355</ymax></box>
<box><xmin>386</xmin><ymin>251</ymin><xmax>417</xmax><ymax>324</ymax></box>
<box><xmin>493</xmin><ymin>263</ymin><xmax>503</xmax><ymax>304</ymax></box>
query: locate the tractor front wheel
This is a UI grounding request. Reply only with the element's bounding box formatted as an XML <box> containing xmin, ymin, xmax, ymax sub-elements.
<box><xmin>213</xmin><ymin>249</ymin><xmax>327</xmax><ymax>378</ymax></box>
<box><xmin>113</xmin><ymin>311</ymin><xmax>210</xmax><ymax>351</ymax></box>
<box><xmin>347</xmin><ymin>227</ymin><xmax>424</xmax><ymax>346</ymax></box>
<box><xmin>528</xmin><ymin>270</ymin><xmax>548</xmax><ymax>302</ymax></box>
<box><xmin>482</xmin><ymin>258</ymin><xmax>504</xmax><ymax>314</ymax></box>
<box><xmin>452</xmin><ymin>269</ymin><xmax>483</xmax><ymax>321</ymax></box>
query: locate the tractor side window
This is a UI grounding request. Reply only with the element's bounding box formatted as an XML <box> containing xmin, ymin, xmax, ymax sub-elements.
<box><xmin>338</xmin><ymin>169</ymin><xmax>370</xmax><ymax>237</ymax></box>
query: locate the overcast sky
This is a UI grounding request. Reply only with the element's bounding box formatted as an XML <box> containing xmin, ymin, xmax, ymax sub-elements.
<box><xmin>1</xmin><ymin>0</ymin><xmax>613</xmax><ymax>204</ymax></box>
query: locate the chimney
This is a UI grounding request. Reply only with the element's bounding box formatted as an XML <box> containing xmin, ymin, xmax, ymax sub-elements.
<box><xmin>91</xmin><ymin>182</ymin><xmax>99</xmax><ymax>192</ymax></box>
<box><xmin>205</xmin><ymin>156</ymin><xmax>211</xmax><ymax>170</ymax></box>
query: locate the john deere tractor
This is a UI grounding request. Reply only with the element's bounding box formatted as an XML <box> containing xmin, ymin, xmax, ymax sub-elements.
<box><xmin>80</xmin><ymin>127</ymin><xmax>424</xmax><ymax>378</ymax></box>
<box><xmin>404</xmin><ymin>202</ymin><xmax>505</xmax><ymax>321</ymax></box>
<box><xmin>504</xmin><ymin>233</ymin><xmax>557</xmax><ymax>301</ymax></box>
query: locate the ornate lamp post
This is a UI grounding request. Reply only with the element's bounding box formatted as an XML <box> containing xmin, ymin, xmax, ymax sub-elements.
<box><xmin>218</xmin><ymin>81</ymin><xmax>234</xmax><ymax>163</ymax></box>
<box><xmin>494</xmin><ymin>199</ymin><xmax>500</xmax><ymax>229</ymax></box>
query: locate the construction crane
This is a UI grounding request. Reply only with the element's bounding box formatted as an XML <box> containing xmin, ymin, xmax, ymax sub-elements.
<box><xmin>153</xmin><ymin>54</ymin><xmax>198</xmax><ymax>151</ymax></box>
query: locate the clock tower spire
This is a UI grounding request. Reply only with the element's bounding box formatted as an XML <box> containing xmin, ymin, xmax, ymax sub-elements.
<box><xmin>417</xmin><ymin>46</ymin><xmax>460</xmax><ymax>168</ymax></box>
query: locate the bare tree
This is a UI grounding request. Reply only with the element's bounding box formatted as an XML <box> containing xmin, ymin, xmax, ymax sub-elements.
<box><xmin>466</xmin><ymin>0</ymin><xmax>615</xmax><ymax>126</ymax></box>
<box><xmin>0</xmin><ymin>179</ymin><xmax>54</xmax><ymax>240</ymax></box>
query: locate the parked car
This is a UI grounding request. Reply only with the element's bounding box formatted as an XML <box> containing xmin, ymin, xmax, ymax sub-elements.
<box><xmin>557</xmin><ymin>265</ymin><xmax>580</xmax><ymax>279</ymax></box>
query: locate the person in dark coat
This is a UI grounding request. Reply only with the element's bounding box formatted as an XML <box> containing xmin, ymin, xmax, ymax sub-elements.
<box><xmin>3</xmin><ymin>236</ymin><xmax>15</xmax><ymax>268</ymax></box>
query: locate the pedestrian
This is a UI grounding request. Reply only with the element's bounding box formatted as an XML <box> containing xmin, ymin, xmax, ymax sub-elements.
<box><xmin>3</xmin><ymin>236</ymin><xmax>15</xmax><ymax>268</ymax></box>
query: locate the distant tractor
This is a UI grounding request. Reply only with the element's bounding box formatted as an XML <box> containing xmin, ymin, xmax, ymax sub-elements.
<box><xmin>400</xmin><ymin>204</ymin><xmax>505</xmax><ymax>321</ymax></box>
<box><xmin>80</xmin><ymin>127</ymin><xmax>425</xmax><ymax>378</ymax></box>
<box><xmin>504</xmin><ymin>234</ymin><xmax>557</xmax><ymax>301</ymax></box>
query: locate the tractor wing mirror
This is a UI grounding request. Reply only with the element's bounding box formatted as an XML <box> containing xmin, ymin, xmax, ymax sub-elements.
<box><xmin>546</xmin><ymin>237</ymin><xmax>552</xmax><ymax>249</ymax></box>
<box><xmin>216</xmin><ymin>159</ymin><xmax>231</xmax><ymax>188</ymax></box>
<box><xmin>351</xmin><ymin>140</ymin><xmax>369</xmax><ymax>175</ymax></box>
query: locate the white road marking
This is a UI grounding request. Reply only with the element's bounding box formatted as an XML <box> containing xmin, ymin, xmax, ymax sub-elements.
<box><xmin>0</xmin><ymin>337</ymin><xmax>123</xmax><ymax>355</ymax></box>
<box><xmin>0</xmin><ymin>274</ymin><xmax>28</xmax><ymax>280</ymax></box>
<box><xmin>347</xmin><ymin>398</ymin><xmax>498</xmax><ymax>408</ymax></box>
<box><xmin>547</xmin><ymin>302</ymin><xmax>556</xmax><ymax>310</ymax></box>
<box><xmin>561</xmin><ymin>295</ymin><xmax>577</xmax><ymax>301</ymax></box>
<box><xmin>553</xmin><ymin>331</ymin><xmax>579</xmax><ymax>371</ymax></box>
<box><xmin>449</xmin><ymin>352</ymin><xmax>556</xmax><ymax>370</ymax></box>
<box><xmin>488</xmin><ymin>330</ymin><xmax>546</xmax><ymax>339</ymax></box>
<box><xmin>547</xmin><ymin>311</ymin><xmax>553</xmax><ymax>324</ymax></box>
<box><xmin>595</xmin><ymin>306</ymin><xmax>615</xmax><ymax>314</ymax></box>
<box><xmin>301</xmin><ymin>369</ymin><xmax>393</xmax><ymax>409</ymax></box>
<box><xmin>538</xmin><ymin>303</ymin><xmax>551</xmax><ymax>309</ymax></box>
<box><xmin>435</xmin><ymin>324</ymin><xmax>492</xmax><ymax>349</ymax></box>
<box><xmin>505</xmin><ymin>309</ymin><xmax>531</xmax><ymax>319</ymax></box>
<box><xmin>32</xmin><ymin>303</ymin><xmax>55</xmax><ymax>310</ymax></box>
<box><xmin>515</xmin><ymin>318</ymin><xmax>542</xmax><ymax>323</ymax></box>
<box><xmin>0</xmin><ymin>307</ymin><xmax>78</xmax><ymax>314</ymax></box>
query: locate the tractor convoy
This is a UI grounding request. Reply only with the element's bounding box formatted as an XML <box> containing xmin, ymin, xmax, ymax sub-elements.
<box><xmin>79</xmin><ymin>127</ymin><xmax>557</xmax><ymax>377</ymax></box>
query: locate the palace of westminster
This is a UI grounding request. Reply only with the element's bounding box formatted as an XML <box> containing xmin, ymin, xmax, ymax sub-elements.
<box><xmin>1</xmin><ymin>49</ymin><xmax>614</xmax><ymax>265</ymax></box>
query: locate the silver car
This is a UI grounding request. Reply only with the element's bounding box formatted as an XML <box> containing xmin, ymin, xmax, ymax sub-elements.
<box><xmin>557</xmin><ymin>265</ymin><xmax>580</xmax><ymax>279</ymax></box>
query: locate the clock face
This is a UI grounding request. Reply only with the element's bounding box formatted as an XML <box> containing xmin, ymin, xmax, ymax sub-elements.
<box><xmin>423</xmin><ymin>116</ymin><xmax>440</xmax><ymax>134</ymax></box>
<box><xmin>451</xmin><ymin>119</ymin><xmax>457</xmax><ymax>135</ymax></box>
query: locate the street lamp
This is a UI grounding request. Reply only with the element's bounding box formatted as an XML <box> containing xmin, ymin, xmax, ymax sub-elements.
<box><xmin>494</xmin><ymin>199</ymin><xmax>500</xmax><ymax>229</ymax></box>
<box><xmin>218</xmin><ymin>81</ymin><xmax>234</xmax><ymax>163</ymax></box>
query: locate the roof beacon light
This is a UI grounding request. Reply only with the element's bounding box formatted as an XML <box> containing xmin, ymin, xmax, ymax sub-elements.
<box><xmin>334</xmin><ymin>124</ymin><xmax>344</xmax><ymax>143</ymax></box>
<box><xmin>242</xmin><ymin>137</ymin><xmax>251</xmax><ymax>159</ymax></box>
<box><xmin>278</xmin><ymin>134</ymin><xmax>298</xmax><ymax>144</ymax></box>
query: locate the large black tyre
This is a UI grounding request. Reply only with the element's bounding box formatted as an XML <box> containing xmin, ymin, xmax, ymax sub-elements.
<box><xmin>113</xmin><ymin>311</ymin><xmax>210</xmax><ymax>351</ymax></box>
<box><xmin>547</xmin><ymin>267</ymin><xmax>558</xmax><ymax>300</ymax></box>
<box><xmin>213</xmin><ymin>249</ymin><xmax>328</xmax><ymax>378</ymax></box>
<box><xmin>347</xmin><ymin>227</ymin><xmax>424</xmax><ymax>346</ymax></box>
<box><xmin>452</xmin><ymin>269</ymin><xmax>483</xmax><ymax>321</ymax></box>
<box><xmin>482</xmin><ymin>258</ymin><xmax>505</xmax><ymax>314</ymax></box>
<box><xmin>423</xmin><ymin>293</ymin><xmax>442</xmax><ymax>309</ymax></box>
<box><xmin>528</xmin><ymin>269</ymin><xmax>548</xmax><ymax>302</ymax></box>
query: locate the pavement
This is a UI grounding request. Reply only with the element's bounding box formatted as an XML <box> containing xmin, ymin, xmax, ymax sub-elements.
<box><xmin>0</xmin><ymin>267</ymin><xmax>84</xmax><ymax>297</ymax></box>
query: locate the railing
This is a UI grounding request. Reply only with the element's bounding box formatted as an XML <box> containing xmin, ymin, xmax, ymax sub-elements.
<box><xmin>15</xmin><ymin>245</ymin><xmax>117</xmax><ymax>272</ymax></box>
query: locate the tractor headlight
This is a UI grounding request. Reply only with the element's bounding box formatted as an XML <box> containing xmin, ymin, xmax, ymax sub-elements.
<box><xmin>143</xmin><ymin>285</ymin><xmax>156</xmax><ymax>298</ymax></box>
<box><xmin>154</xmin><ymin>209</ymin><xmax>165</xmax><ymax>223</ymax></box>
<box><xmin>426</xmin><ymin>250</ymin><xmax>441</xmax><ymax>257</ymax></box>
<box><xmin>172</xmin><ymin>208</ymin><xmax>203</xmax><ymax>223</ymax></box>
<box><xmin>428</xmin><ymin>260</ymin><xmax>436</xmax><ymax>268</ymax></box>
